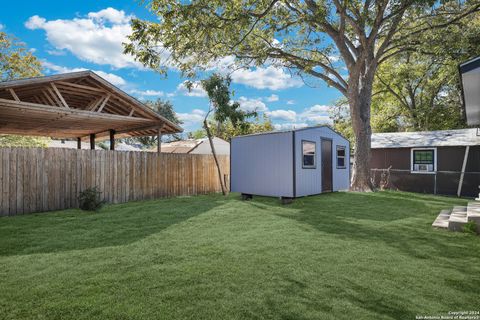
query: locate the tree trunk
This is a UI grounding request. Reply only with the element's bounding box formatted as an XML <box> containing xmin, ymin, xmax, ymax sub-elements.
<box><xmin>204</xmin><ymin>120</ymin><xmax>227</xmax><ymax>196</ymax></box>
<box><xmin>349</xmin><ymin>64</ymin><xmax>376</xmax><ymax>192</ymax></box>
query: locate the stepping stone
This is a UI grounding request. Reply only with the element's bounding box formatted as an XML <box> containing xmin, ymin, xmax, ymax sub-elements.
<box><xmin>446</xmin><ymin>206</ymin><xmax>468</xmax><ymax>232</ymax></box>
<box><xmin>432</xmin><ymin>209</ymin><xmax>451</xmax><ymax>229</ymax></box>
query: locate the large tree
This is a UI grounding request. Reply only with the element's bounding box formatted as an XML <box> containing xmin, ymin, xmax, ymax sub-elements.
<box><xmin>371</xmin><ymin>11</ymin><xmax>480</xmax><ymax>132</ymax></box>
<box><xmin>124</xmin><ymin>99</ymin><xmax>183</xmax><ymax>148</ymax></box>
<box><xmin>0</xmin><ymin>31</ymin><xmax>46</xmax><ymax>147</ymax></box>
<box><xmin>125</xmin><ymin>0</ymin><xmax>480</xmax><ymax>191</ymax></box>
<box><xmin>0</xmin><ymin>32</ymin><xmax>42</xmax><ymax>81</ymax></box>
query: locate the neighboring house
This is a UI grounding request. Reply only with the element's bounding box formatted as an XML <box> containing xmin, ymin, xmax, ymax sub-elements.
<box><xmin>231</xmin><ymin>126</ymin><xmax>350</xmax><ymax>203</ymax></box>
<box><xmin>370</xmin><ymin>129</ymin><xmax>480</xmax><ymax>197</ymax></box>
<box><xmin>154</xmin><ymin>137</ymin><xmax>230</xmax><ymax>155</ymax></box>
<box><xmin>48</xmin><ymin>139</ymin><xmax>142</xmax><ymax>151</ymax></box>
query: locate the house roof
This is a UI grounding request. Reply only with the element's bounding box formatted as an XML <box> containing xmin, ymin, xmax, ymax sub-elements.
<box><xmin>150</xmin><ymin>137</ymin><xmax>228</xmax><ymax>153</ymax></box>
<box><xmin>459</xmin><ymin>56</ymin><xmax>480</xmax><ymax>126</ymax></box>
<box><xmin>0</xmin><ymin>71</ymin><xmax>183</xmax><ymax>140</ymax></box>
<box><xmin>371</xmin><ymin>128</ymin><xmax>480</xmax><ymax>149</ymax></box>
<box><xmin>48</xmin><ymin>139</ymin><xmax>143</xmax><ymax>151</ymax></box>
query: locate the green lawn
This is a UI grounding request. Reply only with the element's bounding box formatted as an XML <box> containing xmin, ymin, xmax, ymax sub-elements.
<box><xmin>0</xmin><ymin>191</ymin><xmax>479</xmax><ymax>320</ymax></box>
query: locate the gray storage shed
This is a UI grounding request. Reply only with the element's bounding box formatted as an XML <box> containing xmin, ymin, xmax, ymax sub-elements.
<box><xmin>231</xmin><ymin>126</ymin><xmax>350</xmax><ymax>201</ymax></box>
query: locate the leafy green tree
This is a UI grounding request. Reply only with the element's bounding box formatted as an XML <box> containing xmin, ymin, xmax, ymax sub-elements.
<box><xmin>371</xmin><ymin>12</ymin><xmax>480</xmax><ymax>132</ymax></box>
<box><xmin>0</xmin><ymin>32</ymin><xmax>42</xmax><ymax>81</ymax></box>
<box><xmin>189</xmin><ymin>115</ymin><xmax>274</xmax><ymax>141</ymax></box>
<box><xmin>195</xmin><ymin>74</ymin><xmax>256</xmax><ymax>195</ymax></box>
<box><xmin>124</xmin><ymin>99</ymin><xmax>183</xmax><ymax>148</ymax></box>
<box><xmin>0</xmin><ymin>31</ymin><xmax>46</xmax><ymax>147</ymax></box>
<box><xmin>125</xmin><ymin>0</ymin><xmax>480</xmax><ymax>191</ymax></box>
<box><xmin>0</xmin><ymin>135</ymin><xmax>49</xmax><ymax>148</ymax></box>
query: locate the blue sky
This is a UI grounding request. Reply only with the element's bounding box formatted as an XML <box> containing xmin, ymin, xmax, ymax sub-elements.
<box><xmin>0</xmin><ymin>0</ymin><xmax>342</xmax><ymax>133</ymax></box>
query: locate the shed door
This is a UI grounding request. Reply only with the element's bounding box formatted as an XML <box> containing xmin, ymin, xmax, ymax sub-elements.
<box><xmin>321</xmin><ymin>139</ymin><xmax>333</xmax><ymax>192</ymax></box>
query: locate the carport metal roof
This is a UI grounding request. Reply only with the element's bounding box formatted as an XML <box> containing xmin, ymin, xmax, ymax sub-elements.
<box><xmin>0</xmin><ymin>71</ymin><xmax>182</xmax><ymax>140</ymax></box>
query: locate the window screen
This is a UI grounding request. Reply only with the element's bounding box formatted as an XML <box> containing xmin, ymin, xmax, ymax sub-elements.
<box><xmin>337</xmin><ymin>146</ymin><xmax>346</xmax><ymax>168</ymax></box>
<box><xmin>302</xmin><ymin>141</ymin><xmax>316</xmax><ymax>168</ymax></box>
<box><xmin>413</xmin><ymin>150</ymin><xmax>434</xmax><ymax>165</ymax></box>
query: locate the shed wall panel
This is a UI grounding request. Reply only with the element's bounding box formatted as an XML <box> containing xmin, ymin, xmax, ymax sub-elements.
<box><xmin>231</xmin><ymin>132</ymin><xmax>294</xmax><ymax>197</ymax></box>
<box><xmin>294</xmin><ymin>127</ymin><xmax>350</xmax><ymax>196</ymax></box>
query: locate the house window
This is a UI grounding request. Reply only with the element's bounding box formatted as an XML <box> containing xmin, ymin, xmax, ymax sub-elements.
<box><xmin>411</xmin><ymin>148</ymin><xmax>436</xmax><ymax>173</ymax></box>
<box><xmin>337</xmin><ymin>146</ymin><xmax>346</xmax><ymax>168</ymax></box>
<box><xmin>302</xmin><ymin>141</ymin><xmax>316</xmax><ymax>168</ymax></box>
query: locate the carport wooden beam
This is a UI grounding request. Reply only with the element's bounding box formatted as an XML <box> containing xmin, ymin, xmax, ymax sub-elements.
<box><xmin>0</xmin><ymin>71</ymin><xmax>183</xmax><ymax>141</ymax></box>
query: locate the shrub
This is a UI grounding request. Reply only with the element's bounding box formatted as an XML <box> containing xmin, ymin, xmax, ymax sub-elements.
<box><xmin>78</xmin><ymin>187</ymin><xmax>105</xmax><ymax>211</ymax></box>
<box><xmin>463</xmin><ymin>221</ymin><xmax>477</xmax><ymax>235</ymax></box>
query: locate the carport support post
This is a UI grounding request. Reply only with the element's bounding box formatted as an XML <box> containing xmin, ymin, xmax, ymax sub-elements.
<box><xmin>157</xmin><ymin>128</ymin><xmax>162</xmax><ymax>154</ymax></box>
<box><xmin>109</xmin><ymin>129</ymin><xmax>115</xmax><ymax>151</ymax></box>
<box><xmin>77</xmin><ymin>138</ymin><xmax>81</xmax><ymax>150</ymax></box>
<box><xmin>90</xmin><ymin>134</ymin><xmax>95</xmax><ymax>150</ymax></box>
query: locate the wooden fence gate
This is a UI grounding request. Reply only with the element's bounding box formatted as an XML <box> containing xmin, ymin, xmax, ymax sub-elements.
<box><xmin>0</xmin><ymin>148</ymin><xmax>230</xmax><ymax>216</ymax></box>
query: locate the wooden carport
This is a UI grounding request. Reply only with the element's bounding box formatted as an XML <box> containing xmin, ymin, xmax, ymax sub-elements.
<box><xmin>0</xmin><ymin>71</ymin><xmax>182</xmax><ymax>151</ymax></box>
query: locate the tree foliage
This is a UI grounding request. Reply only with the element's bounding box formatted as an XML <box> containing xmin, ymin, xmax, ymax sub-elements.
<box><xmin>0</xmin><ymin>32</ymin><xmax>42</xmax><ymax>81</ymax></box>
<box><xmin>0</xmin><ymin>31</ymin><xmax>46</xmax><ymax>147</ymax></box>
<box><xmin>189</xmin><ymin>115</ymin><xmax>274</xmax><ymax>141</ymax></box>
<box><xmin>0</xmin><ymin>135</ymin><xmax>49</xmax><ymax>148</ymax></box>
<box><xmin>371</xmin><ymin>12</ymin><xmax>480</xmax><ymax>132</ymax></box>
<box><xmin>197</xmin><ymin>74</ymin><xmax>257</xmax><ymax>132</ymax></box>
<box><xmin>125</xmin><ymin>0</ymin><xmax>480</xmax><ymax>191</ymax></box>
<box><xmin>124</xmin><ymin>99</ymin><xmax>183</xmax><ymax>148</ymax></box>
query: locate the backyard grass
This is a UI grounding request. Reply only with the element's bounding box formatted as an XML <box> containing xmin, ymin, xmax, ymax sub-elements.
<box><xmin>0</xmin><ymin>191</ymin><xmax>479</xmax><ymax>320</ymax></box>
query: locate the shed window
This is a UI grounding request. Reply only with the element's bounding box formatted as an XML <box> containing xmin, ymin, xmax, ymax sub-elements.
<box><xmin>302</xmin><ymin>141</ymin><xmax>316</xmax><ymax>168</ymax></box>
<box><xmin>337</xmin><ymin>146</ymin><xmax>346</xmax><ymax>168</ymax></box>
<box><xmin>411</xmin><ymin>148</ymin><xmax>436</xmax><ymax>173</ymax></box>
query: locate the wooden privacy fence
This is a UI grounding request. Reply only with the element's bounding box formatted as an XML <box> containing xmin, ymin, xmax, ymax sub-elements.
<box><xmin>0</xmin><ymin>148</ymin><xmax>230</xmax><ymax>216</ymax></box>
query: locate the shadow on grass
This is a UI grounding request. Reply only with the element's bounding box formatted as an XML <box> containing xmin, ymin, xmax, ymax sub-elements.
<box><xmin>255</xmin><ymin>191</ymin><xmax>476</xmax><ymax>319</ymax></box>
<box><xmin>0</xmin><ymin>194</ymin><xmax>227</xmax><ymax>256</ymax></box>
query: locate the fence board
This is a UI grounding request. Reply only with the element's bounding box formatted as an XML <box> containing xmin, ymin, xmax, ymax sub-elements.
<box><xmin>0</xmin><ymin>148</ymin><xmax>230</xmax><ymax>216</ymax></box>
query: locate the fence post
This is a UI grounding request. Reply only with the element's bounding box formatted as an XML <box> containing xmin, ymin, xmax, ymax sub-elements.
<box><xmin>434</xmin><ymin>172</ymin><xmax>437</xmax><ymax>195</ymax></box>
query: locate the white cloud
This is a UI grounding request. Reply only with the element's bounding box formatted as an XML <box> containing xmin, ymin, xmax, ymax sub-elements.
<box><xmin>0</xmin><ymin>23</ymin><xmax>4</xmax><ymax>30</ymax></box>
<box><xmin>267</xmin><ymin>104</ymin><xmax>332</xmax><ymax>131</ymax></box>
<box><xmin>238</xmin><ymin>97</ymin><xmax>268</xmax><ymax>113</ymax></box>
<box><xmin>176</xmin><ymin>109</ymin><xmax>206</xmax><ymax>128</ymax></box>
<box><xmin>41</xmin><ymin>61</ymin><xmax>127</xmax><ymax>87</ymax></box>
<box><xmin>129</xmin><ymin>89</ymin><xmax>164</xmax><ymax>97</ymax></box>
<box><xmin>46</xmin><ymin>49</ymin><xmax>66</xmax><ymax>56</ymax></box>
<box><xmin>286</xmin><ymin>100</ymin><xmax>295</xmax><ymax>105</ymax></box>
<box><xmin>299</xmin><ymin>104</ymin><xmax>333</xmax><ymax>124</ymax></box>
<box><xmin>25</xmin><ymin>8</ymin><xmax>142</xmax><ymax>69</ymax></box>
<box><xmin>94</xmin><ymin>71</ymin><xmax>127</xmax><ymax>87</ymax></box>
<box><xmin>231</xmin><ymin>66</ymin><xmax>302</xmax><ymax>90</ymax></box>
<box><xmin>265</xmin><ymin>94</ymin><xmax>279</xmax><ymax>102</ymax></box>
<box><xmin>266</xmin><ymin>109</ymin><xmax>297</xmax><ymax>122</ymax></box>
<box><xmin>176</xmin><ymin>81</ymin><xmax>207</xmax><ymax>98</ymax></box>
<box><xmin>87</xmin><ymin>7</ymin><xmax>132</xmax><ymax>24</ymax></box>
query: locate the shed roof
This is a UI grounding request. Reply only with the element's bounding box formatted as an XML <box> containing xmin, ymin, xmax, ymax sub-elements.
<box><xmin>231</xmin><ymin>125</ymin><xmax>348</xmax><ymax>141</ymax></box>
<box><xmin>371</xmin><ymin>128</ymin><xmax>480</xmax><ymax>149</ymax></box>
<box><xmin>0</xmin><ymin>71</ymin><xmax>182</xmax><ymax>140</ymax></box>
